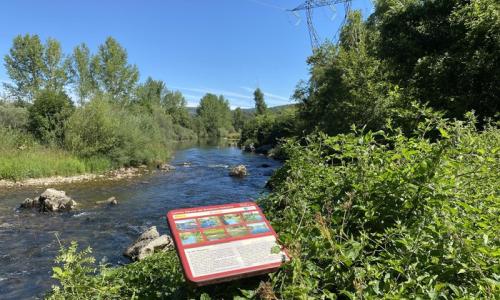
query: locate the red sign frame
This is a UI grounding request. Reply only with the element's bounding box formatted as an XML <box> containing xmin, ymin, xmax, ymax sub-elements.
<box><xmin>166</xmin><ymin>202</ymin><xmax>288</xmax><ymax>286</ymax></box>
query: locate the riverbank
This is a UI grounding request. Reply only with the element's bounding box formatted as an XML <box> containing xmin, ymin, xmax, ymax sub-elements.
<box><xmin>0</xmin><ymin>166</ymin><xmax>151</xmax><ymax>188</ymax></box>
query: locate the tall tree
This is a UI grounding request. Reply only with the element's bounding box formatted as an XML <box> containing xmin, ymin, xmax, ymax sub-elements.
<box><xmin>254</xmin><ymin>88</ymin><xmax>267</xmax><ymax>115</ymax></box>
<box><xmin>43</xmin><ymin>38</ymin><xmax>70</xmax><ymax>92</ymax></box>
<box><xmin>93</xmin><ymin>37</ymin><xmax>139</xmax><ymax>102</ymax></box>
<box><xmin>162</xmin><ymin>89</ymin><xmax>190</xmax><ymax>127</ymax></box>
<box><xmin>3</xmin><ymin>34</ymin><xmax>45</xmax><ymax>101</ymax></box>
<box><xmin>70</xmin><ymin>43</ymin><xmax>96</xmax><ymax>104</ymax></box>
<box><xmin>197</xmin><ymin>93</ymin><xmax>232</xmax><ymax>137</ymax></box>
<box><xmin>135</xmin><ymin>77</ymin><xmax>165</xmax><ymax>111</ymax></box>
<box><xmin>232</xmin><ymin>107</ymin><xmax>245</xmax><ymax>131</ymax></box>
<box><xmin>375</xmin><ymin>0</ymin><xmax>500</xmax><ymax>119</ymax></box>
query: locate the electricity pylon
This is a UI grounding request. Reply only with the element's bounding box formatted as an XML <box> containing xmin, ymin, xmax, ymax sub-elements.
<box><xmin>289</xmin><ymin>0</ymin><xmax>352</xmax><ymax>50</ymax></box>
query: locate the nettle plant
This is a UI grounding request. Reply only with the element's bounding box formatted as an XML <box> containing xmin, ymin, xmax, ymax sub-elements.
<box><xmin>262</xmin><ymin>113</ymin><xmax>499</xmax><ymax>299</ymax></box>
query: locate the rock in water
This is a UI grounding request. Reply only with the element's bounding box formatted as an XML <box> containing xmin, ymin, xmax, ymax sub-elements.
<box><xmin>158</xmin><ymin>163</ymin><xmax>175</xmax><ymax>171</ymax></box>
<box><xmin>229</xmin><ymin>165</ymin><xmax>248</xmax><ymax>177</ymax></box>
<box><xmin>124</xmin><ymin>226</ymin><xmax>173</xmax><ymax>261</ymax></box>
<box><xmin>20</xmin><ymin>188</ymin><xmax>77</xmax><ymax>212</ymax></box>
<box><xmin>96</xmin><ymin>197</ymin><xmax>118</xmax><ymax>205</ymax></box>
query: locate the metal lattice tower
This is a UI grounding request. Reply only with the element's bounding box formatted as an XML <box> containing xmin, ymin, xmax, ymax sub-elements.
<box><xmin>289</xmin><ymin>0</ymin><xmax>352</xmax><ymax>50</ymax></box>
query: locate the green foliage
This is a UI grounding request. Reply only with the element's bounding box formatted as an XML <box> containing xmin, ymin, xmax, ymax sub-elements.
<box><xmin>240</xmin><ymin>107</ymin><xmax>297</xmax><ymax>149</ymax></box>
<box><xmin>261</xmin><ymin>115</ymin><xmax>500</xmax><ymax>298</ymax></box>
<box><xmin>296</xmin><ymin>11</ymin><xmax>392</xmax><ymax>135</ymax></box>
<box><xmin>28</xmin><ymin>89</ymin><xmax>74</xmax><ymax>145</ymax></box>
<box><xmin>69</xmin><ymin>43</ymin><xmax>96</xmax><ymax>104</ymax></box>
<box><xmin>162</xmin><ymin>89</ymin><xmax>191</xmax><ymax>127</ymax></box>
<box><xmin>92</xmin><ymin>37</ymin><xmax>139</xmax><ymax>101</ymax></box>
<box><xmin>3</xmin><ymin>34</ymin><xmax>48</xmax><ymax>101</ymax></box>
<box><xmin>196</xmin><ymin>93</ymin><xmax>233</xmax><ymax>138</ymax></box>
<box><xmin>254</xmin><ymin>88</ymin><xmax>267</xmax><ymax>115</ymax></box>
<box><xmin>232</xmin><ymin>107</ymin><xmax>246</xmax><ymax>132</ymax></box>
<box><xmin>64</xmin><ymin>96</ymin><xmax>171</xmax><ymax>167</ymax></box>
<box><xmin>48</xmin><ymin>242</ymin><xmax>267</xmax><ymax>299</ymax></box>
<box><xmin>375</xmin><ymin>0</ymin><xmax>500</xmax><ymax>119</ymax></box>
<box><xmin>0</xmin><ymin>127</ymin><xmax>105</xmax><ymax>181</ymax></box>
<box><xmin>0</xmin><ymin>101</ymin><xmax>28</xmax><ymax>129</ymax></box>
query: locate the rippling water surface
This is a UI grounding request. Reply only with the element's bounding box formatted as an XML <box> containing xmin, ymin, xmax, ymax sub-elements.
<box><xmin>0</xmin><ymin>142</ymin><xmax>280</xmax><ymax>299</ymax></box>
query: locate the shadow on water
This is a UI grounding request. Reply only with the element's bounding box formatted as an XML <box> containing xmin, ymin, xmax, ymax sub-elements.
<box><xmin>0</xmin><ymin>140</ymin><xmax>280</xmax><ymax>299</ymax></box>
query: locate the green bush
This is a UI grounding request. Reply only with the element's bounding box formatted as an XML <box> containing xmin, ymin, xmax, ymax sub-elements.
<box><xmin>240</xmin><ymin>107</ymin><xmax>297</xmax><ymax>150</ymax></box>
<box><xmin>0</xmin><ymin>102</ymin><xmax>28</xmax><ymax>129</ymax></box>
<box><xmin>64</xmin><ymin>96</ymin><xmax>171</xmax><ymax>167</ymax></box>
<box><xmin>28</xmin><ymin>89</ymin><xmax>74</xmax><ymax>145</ymax></box>
<box><xmin>48</xmin><ymin>242</ymin><xmax>270</xmax><ymax>299</ymax></box>
<box><xmin>262</xmin><ymin>114</ymin><xmax>499</xmax><ymax>298</ymax></box>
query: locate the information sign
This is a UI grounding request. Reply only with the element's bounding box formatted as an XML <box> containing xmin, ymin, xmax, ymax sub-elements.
<box><xmin>167</xmin><ymin>202</ymin><xmax>289</xmax><ymax>285</ymax></box>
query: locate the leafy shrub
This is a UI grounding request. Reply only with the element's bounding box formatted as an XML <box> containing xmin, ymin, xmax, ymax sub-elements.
<box><xmin>64</xmin><ymin>96</ymin><xmax>171</xmax><ymax>167</ymax></box>
<box><xmin>0</xmin><ymin>102</ymin><xmax>28</xmax><ymax>129</ymax></box>
<box><xmin>261</xmin><ymin>114</ymin><xmax>499</xmax><ymax>298</ymax></box>
<box><xmin>48</xmin><ymin>242</ymin><xmax>270</xmax><ymax>299</ymax></box>
<box><xmin>28</xmin><ymin>89</ymin><xmax>74</xmax><ymax>145</ymax></box>
<box><xmin>240</xmin><ymin>108</ymin><xmax>297</xmax><ymax>150</ymax></box>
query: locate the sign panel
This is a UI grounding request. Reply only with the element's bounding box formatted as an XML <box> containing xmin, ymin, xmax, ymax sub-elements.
<box><xmin>167</xmin><ymin>202</ymin><xmax>289</xmax><ymax>285</ymax></box>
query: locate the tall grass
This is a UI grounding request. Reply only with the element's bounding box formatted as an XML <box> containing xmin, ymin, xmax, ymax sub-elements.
<box><xmin>0</xmin><ymin>128</ymin><xmax>111</xmax><ymax>181</ymax></box>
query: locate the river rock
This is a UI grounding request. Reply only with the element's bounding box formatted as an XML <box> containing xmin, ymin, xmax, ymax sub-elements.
<box><xmin>158</xmin><ymin>163</ymin><xmax>175</xmax><ymax>171</ymax></box>
<box><xmin>244</xmin><ymin>143</ymin><xmax>256</xmax><ymax>152</ymax></box>
<box><xmin>20</xmin><ymin>188</ymin><xmax>77</xmax><ymax>212</ymax></box>
<box><xmin>96</xmin><ymin>197</ymin><xmax>118</xmax><ymax>205</ymax></box>
<box><xmin>229</xmin><ymin>165</ymin><xmax>248</xmax><ymax>177</ymax></box>
<box><xmin>124</xmin><ymin>226</ymin><xmax>173</xmax><ymax>261</ymax></box>
<box><xmin>260</xmin><ymin>163</ymin><xmax>271</xmax><ymax>168</ymax></box>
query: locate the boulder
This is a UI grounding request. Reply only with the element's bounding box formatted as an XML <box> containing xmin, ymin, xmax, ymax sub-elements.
<box><xmin>20</xmin><ymin>188</ymin><xmax>77</xmax><ymax>212</ymax></box>
<box><xmin>96</xmin><ymin>196</ymin><xmax>118</xmax><ymax>205</ymax></box>
<box><xmin>244</xmin><ymin>143</ymin><xmax>256</xmax><ymax>152</ymax></box>
<box><xmin>158</xmin><ymin>163</ymin><xmax>175</xmax><ymax>171</ymax></box>
<box><xmin>124</xmin><ymin>226</ymin><xmax>173</xmax><ymax>261</ymax></box>
<box><xmin>229</xmin><ymin>165</ymin><xmax>248</xmax><ymax>177</ymax></box>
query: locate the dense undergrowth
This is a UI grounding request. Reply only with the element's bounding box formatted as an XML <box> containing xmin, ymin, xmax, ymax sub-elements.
<box><xmin>48</xmin><ymin>114</ymin><xmax>499</xmax><ymax>299</ymax></box>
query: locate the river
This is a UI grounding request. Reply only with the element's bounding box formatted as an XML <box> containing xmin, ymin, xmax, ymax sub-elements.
<box><xmin>0</xmin><ymin>142</ymin><xmax>280</xmax><ymax>299</ymax></box>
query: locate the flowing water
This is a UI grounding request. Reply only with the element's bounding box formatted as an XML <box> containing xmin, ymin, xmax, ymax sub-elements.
<box><xmin>0</xmin><ymin>142</ymin><xmax>280</xmax><ymax>299</ymax></box>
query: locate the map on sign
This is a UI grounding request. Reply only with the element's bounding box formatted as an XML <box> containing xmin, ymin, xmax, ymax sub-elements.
<box><xmin>167</xmin><ymin>202</ymin><xmax>289</xmax><ymax>285</ymax></box>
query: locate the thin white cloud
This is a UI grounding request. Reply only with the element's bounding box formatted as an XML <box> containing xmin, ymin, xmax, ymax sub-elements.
<box><xmin>172</xmin><ymin>85</ymin><xmax>290</xmax><ymax>109</ymax></box>
<box><xmin>240</xmin><ymin>86</ymin><xmax>290</xmax><ymax>102</ymax></box>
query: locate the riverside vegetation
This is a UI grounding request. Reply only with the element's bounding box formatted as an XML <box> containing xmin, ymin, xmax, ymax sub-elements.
<box><xmin>7</xmin><ymin>0</ymin><xmax>500</xmax><ymax>298</ymax></box>
<box><xmin>0</xmin><ymin>36</ymin><xmax>244</xmax><ymax>181</ymax></box>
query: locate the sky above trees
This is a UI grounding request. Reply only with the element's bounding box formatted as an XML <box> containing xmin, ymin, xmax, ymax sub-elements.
<box><xmin>0</xmin><ymin>0</ymin><xmax>373</xmax><ymax>108</ymax></box>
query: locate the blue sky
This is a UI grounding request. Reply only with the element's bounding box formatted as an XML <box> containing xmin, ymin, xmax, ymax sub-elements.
<box><xmin>0</xmin><ymin>0</ymin><xmax>373</xmax><ymax>108</ymax></box>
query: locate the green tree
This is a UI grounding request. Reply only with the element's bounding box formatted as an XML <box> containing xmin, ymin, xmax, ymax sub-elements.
<box><xmin>4</xmin><ymin>35</ymin><xmax>70</xmax><ymax>102</ymax></box>
<box><xmin>196</xmin><ymin>93</ymin><xmax>232</xmax><ymax>137</ymax></box>
<box><xmin>375</xmin><ymin>0</ymin><xmax>500</xmax><ymax>119</ymax></box>
<box><xmin>135</xmin><ymin>77</ymin><xmax>165</xmax><ymax>111</ymax></box>
<box><xmin>93</xmin><ymin>37</ymin><xmax>139</xmax><ymax>102</ymax></box>
<box><xmin>70</xmin><ymin>43</ymin><xmax>97</xmax><ymax>104</ymax></box>
<box><xmin>43</xmin><ymin>38</ymin><xmax>70</xmax><ymax>92</ymax></box>
<box><xmin>3</xmin><ymin>34</ymin><xmax>45</xmax><ymax>101</ymax></box>
<box><xmin>162</xmin><ymin>89</ymin><xmax>190</xmax><ymax>127</ymax></box>
<box><xmin>253</xmin><ymin>88</ymin><xmax>267</xmax><ymax>115</ymax></box>
<box><xmin>232</xmin><ymin>107</ymin><xmax>245</xmax><ymax>131</ymax></box>
<box><xmin>28</xmin><ymin>89</ymin><xmax>74</xmax><ymax>144</ymax></box>
<box><xmin>296</xmin><ymin>11</ymin><xmax>391</xmax><ymax>135</ymax></box>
